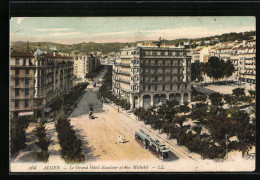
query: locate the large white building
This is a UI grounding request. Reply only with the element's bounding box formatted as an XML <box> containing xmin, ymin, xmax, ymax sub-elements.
<box><xmin>112</xmin><ymin>40</ymin><xmax>192</xmax><ymax>110</ymax></box>
<box><xmin>73</xmin><ymin>53</ymin><xmax>101</xmax><ymax>79</ymax></box>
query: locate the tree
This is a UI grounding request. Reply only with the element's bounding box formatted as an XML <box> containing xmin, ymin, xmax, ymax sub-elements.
<box><xmin>192</xmin><ymin>94</ymin><xmax>207</xmax><ymax>102</ymax></box>
<box><xmin>10</xmin><ymin>117</ymin><xmax>28</xmax><ymax>156</ymax></box>
<box><xmin>223</xmin><ymin>94</ymin><xmax>232</xmax><ymax>107</ymax></box>
<box><xmin>174</xmin><ymin>116</ymin><xmax>186</xmax><ymax>128</ymax></box>
<box><xmin>203</xmin><ymin>57</ymin><xmax>226</xmax><ymax>82</ymax></box>
<box><xmin>191</xmin><ymin>61</ymin><xmax>204</xmax><ymax>82</ymax></box>
<box><xmin>193</xmin><ymin>126</ymin><xmax>202</xmax><ymax>135</ymax></box>
<box><xmin>190</xmin><ymin>102</ymin><xmax>208</xmax><ymax>124</ymax></box>
<box><xmin>34</xmin><ymin>124</ymin><xmax>52</xmax><ymax>162</ymax></box>
<box><xmin>178</xmin><ymin>104</ymin><xmax>191</xmax><ymax>115</ymax></box>
<box><xmin>157</xmin><ymin>103</ymin><xmax>176</xmax><ymax>123</ymax></box>
<box><xmin>224</xmin><ymin>60</ymin><xmax>235</xmax><ymax>84</ymax></box>
<box><xmin>209</xmin><ymin>93</ymin><xmax>223</xmax><ymax>106</ymax></box>
<box><xmin>248</xmin><ymin>90</ymin><xmax>256</xmax><ymax>99</ymax></box>
<box><xmin>232</xmin><ymin>88</ymin><xmax>245</xmax><ymax>99</ymax></box>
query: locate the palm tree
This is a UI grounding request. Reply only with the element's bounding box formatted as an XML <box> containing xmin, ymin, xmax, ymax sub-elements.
<box><xmin>179</xmin><ymin>103</ymin><xmax>191</xmax><ymax>115</ymax></box>
<box><xmin>223</xmin><ymin>94</ymin><xmax>233</xmax><ymax>107</ymax></box>
<box><xmin>175</xmin><ymin>116</ymin><xmax>186</xmax><ymax>128</ymax></box>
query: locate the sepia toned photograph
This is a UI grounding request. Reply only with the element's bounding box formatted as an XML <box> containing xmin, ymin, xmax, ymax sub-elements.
<box><xmin>9</xmin><ymin>16</ymin><xmax>256</xmax><ymax>172</ymax></box>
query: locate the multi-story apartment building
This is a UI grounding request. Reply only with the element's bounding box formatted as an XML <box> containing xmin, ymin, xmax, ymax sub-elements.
<box><xmin>73</xmin><ymin>56</ymin><xmax>86</xmax><ymax>79</ymax></box>
<box><xmin>193</xmin><ymin>37</ymin><xmax>256</xmax><ymax>84</ymax></box>
<box><xmin>112</xmin><ymin>41</ymin><xmax>192</xmax><ymax>110</ymax></box>
<box><xmin>73</xmin><ymin>53</ymin><xmax>101</xmax><ymax>79</ymax></box>
<box><xmin>234</xmin><ymin>46</ymin><xmax>256</xmax><ymax>84</ymax></box>
<box><xmin>10</xmin><ymin>46</ymin><xmax>74</xmax><ymax>120</ymax></box>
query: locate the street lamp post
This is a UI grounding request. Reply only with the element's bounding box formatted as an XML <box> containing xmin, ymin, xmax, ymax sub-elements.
<box><xmin>226</xmin><ymin>134</ymin><xmax>229</xmax><ymax>160</ymax></box>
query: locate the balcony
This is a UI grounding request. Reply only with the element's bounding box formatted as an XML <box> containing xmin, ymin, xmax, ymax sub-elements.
<box><xmin>141</xmin><ymin>55</ymin><xmax>191</xmax><ymax>59</ymax></box>
<box><xmin>114</xmin><ymin>78</ymin><xmax>130</xmax><ymax>84</ymax></box>
<box><xmin>11</xmin><ymin>95</ymin><xmax>33</xmax><ymax>100</ymax></box>
<box><xmin>119</xmin><ymin>63</ymin><xmax>131</xmax><ymax>67</ymax></box>
<box><xmin>142</xmin><ymin>63</ymin><xmax>181</xmax><ymax>67</ymax></box>
<box><xmin>10</xmin><ymin>84</ymin><xmax>34</xmax><ymax>88</ymax></box>
<box><xmin>13</xmin><ymin>107</ymin><xmax>33</xmax><ymax>111</ymax></box>
<box><xmin>130</xmin><ymin>63</ymin><xmax>139</xmax><ymax>67</ymax></box>
<box><xmin>114</xmin><ymin>71</ymin><xmax>131</xmax><ymax>75</ymax></box>
<box><xmin>11</xmin><ymin>64</ymin><xmax>35</xmax><ymax>68</ymax></box>
<box><xmin>10</xmin><ymin>74</ymin><xmax>34</xmax><ymax>78</ymax></box>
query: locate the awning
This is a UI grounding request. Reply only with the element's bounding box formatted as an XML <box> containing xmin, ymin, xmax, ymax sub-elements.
<box><xmin>44</xmin><ymin>107</ymin><xmax>52</xmax><ymax>113</ymax></box>
<box><xmin>19</xmin><ymin>111</ymin><xmax>33</xmax><ymax>117</ymax></box>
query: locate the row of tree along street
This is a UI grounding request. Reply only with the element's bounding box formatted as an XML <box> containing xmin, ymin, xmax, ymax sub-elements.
<box><xmin>99</xmin><ymin>66</ymin><xmax>130</xmax><ymax>110</ymax></box>
<box><xmin>10</xmin><ymin>82</ymin><xmax>88</xmax><ymax>162</ymax></box>
<box><xmin>134</xmin><ymin>87</ymin><xmax>255</xmax><ymax>159</ymax></box>
<box><xmin>191</xmin><ymin>56</ymin><xmax>235</xmax><ymax>83</ymax></box>
<box><xmin>85</xmin><ymin>65</ymin><xmax>105</xmax><ymax>79</ymax></box>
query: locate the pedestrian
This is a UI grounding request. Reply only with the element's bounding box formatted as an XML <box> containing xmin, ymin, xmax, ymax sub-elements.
<box><xmin>90</xmin><ymin>106</ymin><xmax>94</xmax><ymax>112</ymax></box>
<box><xmin>118</xmin><ymin>136</ymin><xmax>121</xmax><ymax>143</ymax></box>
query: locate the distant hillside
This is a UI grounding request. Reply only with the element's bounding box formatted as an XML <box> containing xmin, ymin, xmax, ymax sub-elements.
<box><xmin>163</xmin><ymin>30</ymin><xmax>256</xmax><ymax>46</ymax></box>
<box><xmin>10</xmin><ymin>41</ymin><xmax>136</xmax><ymax>55</ymax></box>
<box><xmin>11</xmin><ymin>30</ymin><xmax>256</xmax><ymax>55</ymax></box>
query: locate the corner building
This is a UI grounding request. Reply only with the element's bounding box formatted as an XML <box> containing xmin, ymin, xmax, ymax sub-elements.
<box><xmin>112</xmin><ymin>43</ymin><xmax>192</xmax><ymax>110</ymax></box>
<box><xmin>10</xmin><ymin>47</ymin><xmax>74</xmax><ymax>120</ymax></box>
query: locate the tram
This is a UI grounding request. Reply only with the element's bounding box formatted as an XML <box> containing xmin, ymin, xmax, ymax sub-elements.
<box><xmin>135</xmin><ymin>130</ymin><xmax>169</xmax><ymax>160</ymax></box>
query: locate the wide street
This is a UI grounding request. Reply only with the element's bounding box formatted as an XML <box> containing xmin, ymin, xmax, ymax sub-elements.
<box><xmin>11</xmin><ymin>68</ymin><xmax>255</xmax><ymax>172</ymax></box>
<box><xmin>68</xmin><ymin>68</ymin><xmax>199</xmax><ymax>163</ymax></box>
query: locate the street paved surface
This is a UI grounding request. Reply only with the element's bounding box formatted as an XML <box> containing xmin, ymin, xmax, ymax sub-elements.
<box><xmin>68</xmin><ymin>68</ymin><xmax>196</xmax><ymax>162</ymax></box>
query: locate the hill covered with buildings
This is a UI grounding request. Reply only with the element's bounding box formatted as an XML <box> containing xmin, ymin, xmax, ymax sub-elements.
<box><xmin>11</xmin><ymin>31</ymin><xmax>255</xmax><ymax>56</ymax></box>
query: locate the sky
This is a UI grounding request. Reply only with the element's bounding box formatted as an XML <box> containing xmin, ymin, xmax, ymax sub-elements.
<box><xmin>10</xmin><ymin>17</ymin><xmax>255</xmax><ymax>44</ymax></box>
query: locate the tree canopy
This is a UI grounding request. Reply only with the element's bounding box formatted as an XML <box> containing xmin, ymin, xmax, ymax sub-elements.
<box><xmin>202</xmin><ymin>56</ymin><xmax>235</xmax><ymax>82</ymax></box>
<box><xmin>191</xmin><ymin>61</ymin><xmax>204</xmax><ymax>82</ymax></box>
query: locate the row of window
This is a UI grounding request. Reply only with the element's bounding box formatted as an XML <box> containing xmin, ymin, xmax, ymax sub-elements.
<box><xmin>131</xmin><ymin>85</ymin><xmax>139</xmax><ymax>91</ymax></box>
<box><xmin>124</xmin><ymin>51</ymin><xmax>140</xmax><ymax>55</ymax></box>
<box><xmin>122</xmin><ymin>50</ymin><xmax>189</xmax><ymax>56</ymax></box>
<box><xmin>14</xmin><ymin>99</ymin><xmax>29</xmax><ymax>108</ymax></box>
<box><xmin>15</xmin><ymin>69</ymin><xmax>30</xmax><ymax>75</ymax></box>
<box><xmin>143</xmin><ymin>68</ymin><xmax>181</xmax><ymax>74</ymax></box>
<box><xmin>15</xmin><ymin>58</ymin><xmax>33</xmax><ymax>66</ymax></box>
<box><xmin>15</xmin><ymin>79</ymin><xmax>30</xmax><ymax>86</ymax></box>
<box><xmin>143</xmin><ymin>59</ymin><xmax>182</xmax><ymax>65</ymax></box>
<box><xmin>143</xmin><ymin>76</ymin><xmax>182</xmax><ymax>82</ymax></box>
<box><xmin>142</xmin><ymin>51</ymin><xmax>187</xmax><ymax>56</ymax></box>
<box><xmin>143</xmin><ymin>84</ymin><xmax>188</xmax><ymax>91</ymax></box>
<box><xmin>15</xmin><ymin>88</ymin><xmax>30</xmax><ymax>96</ymax></box>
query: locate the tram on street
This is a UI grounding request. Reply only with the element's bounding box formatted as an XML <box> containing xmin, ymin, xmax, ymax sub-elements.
<box><xmin>135</xmin><ymin>130</ymin><xmax>170</xmax><ymax>160</ymax></box>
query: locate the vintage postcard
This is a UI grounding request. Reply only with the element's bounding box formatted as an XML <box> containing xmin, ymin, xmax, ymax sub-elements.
<box><xmin>9</xmin><ymin>17</ymin><xmax>256</xmax><ymax>172</ymax></box>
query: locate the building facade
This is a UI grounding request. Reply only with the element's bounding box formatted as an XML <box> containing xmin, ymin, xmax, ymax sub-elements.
<box><xmin>73</xmin><ymin>56</ymin><xmax>86</xmax><ymax>79</ymax></box>
<box><xmin>208</xmin><ymin>40</ymin><xmax>256</xmax><ymax>84</ymax></box>
<box><xmin>10</xmin><ymin>47</ymin><xmax>74</xmax><ymax>120</ymax></box>
<box><xmin>74</xmin><ymin>53</ymin><xmax>101</xmax><ymax>79</ymax></box>
<box><xmin>191</xmin><ymin>37</ymin><xmax>256</xmax><ymax>84</ymax></box>
<box><xmin>112</xmin><ymin>42</ymin><xmax>192</xmax><ymax>110</ymax></box>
